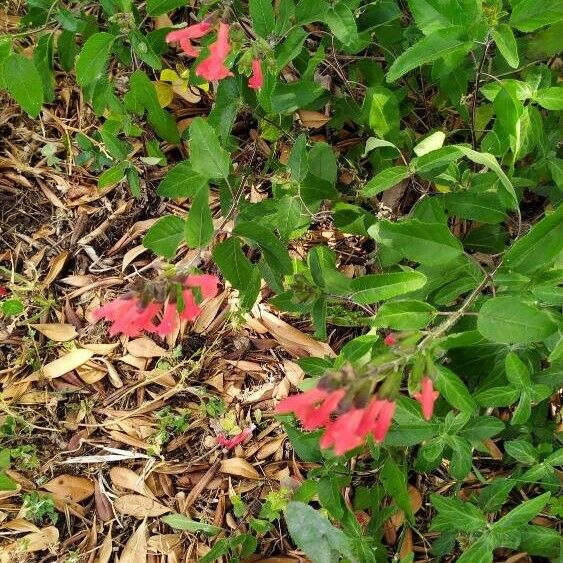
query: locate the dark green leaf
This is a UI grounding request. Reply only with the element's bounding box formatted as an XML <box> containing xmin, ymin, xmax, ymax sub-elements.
<box><xmin>185</xmin><ymin>185</ymin><xmax>213</xmax><ymax>248</ymax></box>
<box><xmin>76</xmin><ymin>32</ymin><xmax>115</xmax><ymax>86</ymax></box>
<box><xmin>189</xmin><ymin>117</ymin><xmax>230</xmax><ymax>180</ymax></box>
<box><xmin>2</xmin><ymin>53</ymin><xmax>44</xmax><ymax>117</ymax></box>
<box><xmin>380</xmin><ymin>457</ymin><xmax>413</xmax><ymax>522</ymax></box>
<box><xmin>435</xmin><ymin>365</ymin><xmax>476</xmax><ymax>413</ymax></box>
<box><xmin>362</xmin><ymin>166</ymin><xmax>409</xmax><ymax>196</ymax></box>
<box><xmin>349</xmin><ymin>272</ymin><xmax>427</xmax><ymax>305</ymax></box>
<box><xmin>157</xmin><ymin>162</ymin><xmax>208</xmax><ymax>198</ymax></box>
<box><xmin>212</xmin><ymin>237</ymin><xmax>255</xmax><ymax>290</ymax></box>
<box><xmin>430</xmin><ymin>494</ymin><xmax>486</xmax><ymax>533</ymax></box>
<box><xmin>146</xmin><ymin>0</ymin><xmax>186</xmax><ymax>16</ymax></box>
<box><xmin>249</xmin><ymin>0</ymin><xmax>276</xmax><ymax>38</ymax></box>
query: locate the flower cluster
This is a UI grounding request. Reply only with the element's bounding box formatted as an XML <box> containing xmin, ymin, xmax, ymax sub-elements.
<box><xmin>275</xmin><ymin>376</ymin><xmax>439</xmax><ymax>455</ymax></box>
<box><xmin>93</xmin><ymin>274</ymin><xmax>219</xmax><ymax>338</ymax></box>
<box><xmin>217</xmin><ymin>425</ymin><xmax>255</xmax><ymax>450</ymax></box>
<box><xmin>166</xmin><ymin>20</ymin><xmax>264</xmax><ymax>88</ymax></box>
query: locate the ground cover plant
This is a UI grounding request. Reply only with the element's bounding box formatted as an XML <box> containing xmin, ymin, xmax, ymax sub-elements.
<box><xmin>0</xmin><ymin>0</ymin><xmax>561</xmax><ymax>561</ymax></box>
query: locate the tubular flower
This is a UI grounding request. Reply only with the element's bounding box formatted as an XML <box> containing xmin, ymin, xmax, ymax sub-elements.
<box><xmin>93</xmin><ymin>274</ymin><xmax>220</xmax><ymax>337</ymax></box>
<box><xmin>384</xmin><ymin>334</ymin><xmax>396</xmax><ymax>346</ymax></box>
<box><xmin>248</xmin><ymin>58</ymin><xmax>264</xmax><ymax>89</ymax></box>
<box><xmin>166</xmin><ymin>20</ymin><xmax>213</xmax><ymax>58</ymax></box>
<box><xmin>413</xmin><ymin>376</ymin><xmax>439</xmax><ymax>420</ymax></box>
<box><xmin>371</xmin><ymin>399</ymin><xmax>396</xmax><ymax>443</ymax></box>
<box><xmin>217</xmin><ymin>425</ymin><xmax>255</xmax><ymax>449</ymax></box>
<box><xmin>196</xmin><ymin>22</ymin><xmax>233</xmax><ymax>81</ymax></box>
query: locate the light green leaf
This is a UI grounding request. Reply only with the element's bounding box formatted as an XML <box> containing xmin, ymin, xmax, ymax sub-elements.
<box><xmin>363</xmin><ymin>86</ymin><xmax>400</xmax><ymax>138</ymax></box>
<box><xmin>504</xmin><ymin>352</ymin><xmax>531</xmax><ymax>389</ymax></box>
<box><xmin>430</xmin><ymin>494</ymin><xmax>486</xmax><ymax>533</ymax></box>
<box><xmin>374</xmin><ymin>300</ymin><xmax>436</xmax><ymax>330</ymax></box>
<box><xmin>387</xmin><ymin>27</ymin><xmax>472</xmax><ymax>82</ymax></box>
<box><xmin>161</xmin><ymin>513</ymin><xmax>221</xmax><ymax>535</ymax></box>
<box><xmin>362</xmin><ymin>166</ymin><xmax>409</xmax><ymax>196</ymax></box>
<box><xmin>407</xmin><ymin>0</ymin><xmax>481</xmax><ymax>35</ymax></box>
<box><xmin>98</xmin><ymin>162</ymin><xmax>128</xmax><ymax>188</ymax></box>
<box><xmin>363</xmin><ymin>137</ymin><xmax>399</xmax><ymax>157</ymax></box>
<box><xmin>474</xmin><ymin>386</ymin><xmax>520</xmax><ymax>407</ymax></box>
<box><xmin>477</xmin><ymin>296</ymin><xmax>557</xmax><ymax>344</ymax></box>
<box><xmin>157</xmin><ymin>162</ymin><xmax>208</xmax><ymax>198</ymax></box>
<box><xmin>2</xmin><ymin>53</ymin><xmax>44</xmax><ymax>117</ymax></box>
<box><xmin>504</xmin><ymin>440</ymin><xmax>538</xmax><ymax>465</ymax></box>
<box><xmin>414</xmin><ymin>131</ymin><xmax>446</xmax><ymax>156</ymax></box>
<box><xmin>492</xmin><ymin>24</ymin><xmax>519</xmax><ymax>69</ymax></box>
<box><xmin>249</xmin><ymin>0</ymin><xmax>276</xmax><ymax>38</ymax></box>
<box><xmin>502</xmin><ymin>206</ymin><xmax>563</xmax><ymax>274</ymax></box>
<box><xmin>185</xmin><ymin>185</ymin><xmax>214</xmax><ymax>248</ymax></box>
<box><xmin>350</xmin><ymin>272</ymin><xmax>427</xmax><ymax>305</ymax></box>
<box><xmin>143</xmin><ymin>215</ymin><xmax>184</xmax><ymax>259</ymax></box>
<box><xmin>76</xmin><ymin>32</ymin><xmax>115</xmax><ymax>86</ymax></box>
<box><xmin>435</xmin><ymin>365</ymin><xmax>477</xmax><ymax>413</ymax></box>
<box><xmin>493</xmin><ymin>492</ymin><xmax>551</xmax><ymax>531</ymax></box>
<box><xmin>369</xmin><ymin>219</ymin><xmax>463</xmax><ymax>265</ymax></box>
<box><xmin>324</xmin><ymin>3</ymin><xmax>358</xmax><ymax>46</ymax></box>
<box><xmin>533</xmin><ymin>86</ymin><xmax>563</xmax><ymax>110</ymax></box>
<box><xmin>381</xmin><ymin>458</ymin><xmax>413</xmax><ymax>522</ymax></box>
<box><xmin>510</xmin><ymin>0</ymin><xmax>563</xmax><ymax>32</ymax></box>
<box><xmin>188</xmin><ymin>117</ymin><xmax>230</xmax><ymax>180</ymax></box>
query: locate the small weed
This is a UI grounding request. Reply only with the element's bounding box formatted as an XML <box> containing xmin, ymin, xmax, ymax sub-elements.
<box><xmin>22</xmin><ymin>492</ymin><xmax>58</xmax><ymax>524</ymax></box>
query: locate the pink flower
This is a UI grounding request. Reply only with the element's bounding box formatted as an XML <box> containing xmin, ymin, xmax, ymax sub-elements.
<box><xmin>413</xmin><ymin>376</ymin><xmax>439</xmax><ymax>421</ymax></box>
<box><xmin>93</xmin><ymin>297</ymin><xmax>160</xmax><ymax>338</ymax></box>
<box><xmin>196</xmin><ymin>22</ymin><xmax>233</xmax><ymax>81</ymax></box>
<box><xmin>248</xmin><ymin>58</ymin><xmax>264</xmax><ymax>90</ymax></box>
<box><xmin>0</xmin><ymin>286</ymin><xmax>7</xmax><ymax>297</ymax></box>
<box><xmin>155</xmin><ymin>302</ymin><xmax>178</xmax><ymax>337</ymax></box>
<box><xmin>217</xmin><ymin>425</ymin><xmax>255</xmax><ymax>449</ymax></box>
<box><xmin>185</xmin><ymin>274</ymin><xmax>219</xmax><ymax>299</ymax></box>
<box><xmin>371</xmin><ymin>399</ymin><xmax>395</xmax><ymax>443</ymax></box>
<box><xmin>320</xmin><ymin>409</ymin><xmax>365</xmax><ymax>455</ymax></box>
<box><xmin>384</xmin><ymin>334</ymin><xmax>396</xmax><ymax>346</ymax></box>
<box><xmin>276</xmin><ymin>388</ymin><xmax>345</xmax><ymax>430</ymax></box>
<box><xmin>166</xmin><ymin>20</ymin><xmax>213</xmax><ymax>58</ymax></box>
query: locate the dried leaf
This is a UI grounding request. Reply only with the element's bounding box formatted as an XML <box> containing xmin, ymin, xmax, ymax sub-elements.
<box><xmin>298</xmin><ymin>110</ymin><xmax>330</xmax><ymax>128</ymax></box>
<box><xmin>147</xmin><ymin>533</ymin><xmax>182</xmax><ymax>554</ymax></box>
<box><xmin>23</xmin><ymin>349</ymin><xmax>94</xmax><ymax>382</ymax></box>
<box><xmin>119</xmin><ymin>520</ymin><xmax>147</xmax><ymax>563</ymax></box>
<box><xmin>30</xmin><ymin>323</ymin><xmax>77</xmax><ymax>342</ymax></box>
<box><xmin>42</xmin><ymin>251</ymin><xmax>70</xmax><ymax>286</ymax></box>
<box><xmin>114</xmin><ymin>494</ymin><xmax>170</xmax><ymax>518</ymax></box>
<box><xmin>43</xmin><ymin>474</ymin><xmax>94</xmax><ymax>502</ymax></box>
<box><xmin>220</xmin><ymin>457</ymin><xmax>262</xmax><ymax>480</ymax></box>
<box><xmin>95</xmin><ymin>526</ymin><xmax>113</xmax><ymax>563</ymax></box>
<box><xmin>110</xmin><ymin>467</ymin><xmax>157</xmax><ymax>500</ymax></box>
<box><xmin>126</xmin><ymin>337</ymin><xmax>166</xmax><ymax>358</ymax></box>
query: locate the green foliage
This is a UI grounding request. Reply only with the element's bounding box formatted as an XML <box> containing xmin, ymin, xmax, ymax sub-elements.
<box><xmin>4</xmin><ymin>0</ymin><xmax>563</xmax><ymax>560</ymax></box>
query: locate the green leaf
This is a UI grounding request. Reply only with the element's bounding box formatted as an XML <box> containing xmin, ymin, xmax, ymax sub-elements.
<box><xmin>189</xmin><ymin>117</ymin><xmax>230</xmax><ymax>180</ymax></box>
<box><xmin>1</xmin><ymin>299</ymin><xmax>24</xmax><ymax>317</ymax></box>
<box><xmin>477</xmin><ymin>297</ymin><xmax>557</xmax><ymax>344</ymax></box>
<box><xmin>443</xmin><ymin>191</ymin><xmax>506</xmax><ymax>224</ymax></box>
<box><xmin>493</xmin><ymin>493</ymin><xmax>551</xmax><ymax>531</ymax></box>
<box><xmin>414</xmin><ymin>131</ymin><xmax>446</xmax><ymax>156</ymax></box>
<box><xmin>461</xmin><ymin>416</ymin><xmax>505</xmax><ymax>441</ymax></box>
<box><xmin>283</xmin><ymin>424</ymin><xmax>323</xmax><ymax>462</ymax></box>
<box><xmin>284</xmin><ymin>502</ymin><xmax>358</xmax><ymax>563</ymax></box>
<box><xmin>491</xmin><ymin>24</ymin><xmax>519</xmax><ymax>69</ymax></box>
<box><xmin>362</xmin><ymin>166</ymin><xmax>409</xmax><ymax>196</ymax></box>
<box><xmin>456</xmin><ymin>538</ymin><xmax>494</xmax><ymax>563</ymax></box>
<box><xmin>129</xmin><ymin>30</ymin><xmax>162</xmax><ymax>70</ymax></box>
<box><xmin>97</xmin><ymin>162</ymin><xmax>128</xmax><ymax>188</ymax></box>
<box><xmin>406</xmin><ymin>0</ymin><xmax>481</xmax><ymax>35</ymax></box>
<box><xmin>185</xmin><ymin>185</ymin><xmax>213</xmax><ymax>248</ymax></box>
<box><xmin>143</xmin><ymin>215</ymin><xmax>184</xmax><ymax>259</ymax></box>
<box><xmin>374</xmin><ymin>299</ymin><xmax>436</xmax><ymax>330</ymax></box>
<box><xmin>212</xmin><ymin>237</ymin><xmax>255</xmax><ymax>290</ymax></box>
<box><xmin>288</xmin><ymin>134</ymin><xmax>308</xmax><ymax>182</ymax></box>
<box><xmin>474</xmin><ymin>386</ymin><xmax>520</xmax><ymax>407</ymax></box>
<box><xmin>386</xmin><ymin>27</ymin><xmax>472</xmax><ymax>83</ymax></box>
<box><xmin>448</xmin><ymin>436</ymin><xmax>473</xmax><ymax>479</ymax></box>
<box><xmin>454</xmin><ymin>146</ymin><xmax>518</xmax><ymax>209</ymax></box>
<box><xmin>430</xmin><ymin>494</ymin><xmax>487</xmax><ymax>533</ymax></box>
<box><xmin>276</xmin><ymin>28</ymin><xmax>308</xmax><ymax>71</ymax></box>
<box><xmin>363</xmin><ymin>86</ymin><xmax>400</xmax><ymax>138</ymax></box>
<box><xmin>146</xmin><ymin>0</ymin><xmax>186</xmax><ymax>16</ymax></box>
<box><xmin>76</xmin><ymin>32</ymin><xmax>115</xmax><ymax>86</ymax></box>
<box><xmin>324</xmin><ymin>3</ymin><xmax>358</xmax><ymax>46</ymax></box>
<box><xmin>296</xmin><ymin>0</ymin><xmax>328</xmax><ymax>24</ymax></box>
<box><xmin>161</xmin><ymin>513</ymin><xmax>221</xmax><ymax>535</ymax></box>
<box><xmin>533</xmin><ymin>86</ymin><xmax>563</xmax><ymax>110</ymax></box>
<box><xmin>509</xmin><ymin>0</ymin><xmax>563</xmax><ymax>32</ymax></box>
<box><xmin>369</xmin><ymin>219</ymin><xmax>463</xmax><ymax>265</ymax></box>
<box><xmin>233</xmin><ymin>222</ymin><xmax>292</xmax><ymax>275</ymax></box>
<box><xmin>519</xmin><ymin>525</ymin><xmax>563</xmax><ymax>559</ymax></box>
<box><xmin>2</xmin><ymin>53</ymin><xmax>44</xmax><ymax>117</ymax></box>
<box><xmin>249</xmin><ymin>0</ymin><xmax>276</xmax><ymax>38</ymax></box>
<box><xmin>511</xmin><ymin>392</ymin><xmax>531</xmax><ymax>425</ymax></box>
<box><xmin>349</xmin><ymin>272</ymin><xmax>427</xmax><ymax>305</ymax></box>
<box><xmin>126</xmin><ymin>167</ymin><xmax>141</xmax><ymax>199</ymax></box>
<box><xmin>504</xmin><ymin>352</ymin><xmax>531</xmax><ymax>389</ymax></box>
<box><xmin>502</xmin><ymin>206</ymin><xmax>563</xmax><ymax>274</ymax></box>
<box><xmin>0</xmin><ymin>472</ymin><xmax>17</xmax><ymax>491</ymax></box>
<box><xmin>504</xmin><ymin>440</ymin><xmax>538</xmax><ymax>465</ymax></box>
<box><xmin>435</xmin><ymin>365</ymin><xmax>476</xmax><ymax>413</ymax></box>
<box><xmin>157</xmin><ymin>162</ymin><xmax>208</xmax><ymax>198</ymax></box>
<box><xmin>380</xmin><ymin>457</ymin><xmax>413</xmax><ymax>522</ymax></box>
<box><xmin>478</xmin><ymin>479</ymin><xmax>515</xmax><ymax>513</ymax></box>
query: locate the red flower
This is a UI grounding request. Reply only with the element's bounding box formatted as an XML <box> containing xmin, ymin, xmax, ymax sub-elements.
<box><xmin>166</xmin><ymin>20</ymin><xmax>213</xmax><ymax>58</ymax></box>
<box><xmin>93</xmin><ymin>275</ymin><xmax>220</xmax><ymax>337</ymax></box>
<box><xmin>384</xmin><ymin>334</ymin><xmax>396</xmax><ymax>346</ymax></box>
<box><xmin>413</xmin><ymin>376</ymin><xmax>439</xmax><ymax>420</ymax></box>
<box><xmin>371</xmin><ymin>399</ymin><xmax>395</xmax><ymax>443</ymax></box>
<box><xmin>196</xmin><ymin>22</ymin><xmax>233</xmax><ymax>81</ymax></box>
<box><xmin>0</xmin><ymin>286</ymin><xmax>7</xmax><ymax>298</ymax></box>
<box><xmin>217</xmin><ymin>425</ymin><xmax>255</xmax><ymax>449</ymax></box>
<box><xmin>320</xmin><ymin>409</ymin><xmax>365</xmax><ymax>455</ymax></box>
<box><xmin>248</xmin><ymin>58</ymin><xmax>264</xmax><ymax>90</ymax></box>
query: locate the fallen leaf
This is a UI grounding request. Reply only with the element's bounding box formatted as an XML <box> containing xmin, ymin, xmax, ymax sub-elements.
<box><xmin>119</xmin><ymin>520</ymin><xmax>147</xmax><ymax>563</ymax></box>
<box><xmin>220</xmin><ymin>457</ymin><xmax>262</xmax><ymax>480</ymax></box>
<box><xmin>30</xmin><ymin>323</ymin><xmax>77</xmax><ymax>342</ymax></box>
<box><xmin>147</xmin><ymin>533</ymin><xmax>182</xmax><ymax>554</ymax></box>
<box><xmin>95</xmin><ymin>526</ymin><xmax>113</xmax><ymax>563</ymax></box>
<box><xmin>43</xmin><ymin>474</ymin><xmax>94</xmax><ymax>502</ymax></box>
<box><xmin>110</xmin><ymin>467</ymin><xmax>157</xmax><ymax>500</ymax></box>
<box><xmin>298</xmin><ymin>110</ymin><xmax>330</xmax><ymax>128</ymax></box>
<box><xmin>42</xmin><ymin>251</ymin><xmax>69</xmax><ymax>286</ymax></box>
<box><xmin>114</xmin><ymin>494</ymin><xmax>170</xmax><ymax>518</ymax></box>
<box><xmin>126</xmin><ymin>337</ymin><xmax>166</xmax><ymax>358</ymax></box>
<box><xmin>23</xmin><ymin>349</ymin><xmax>94</xmax><ymax>382</ymax></box>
